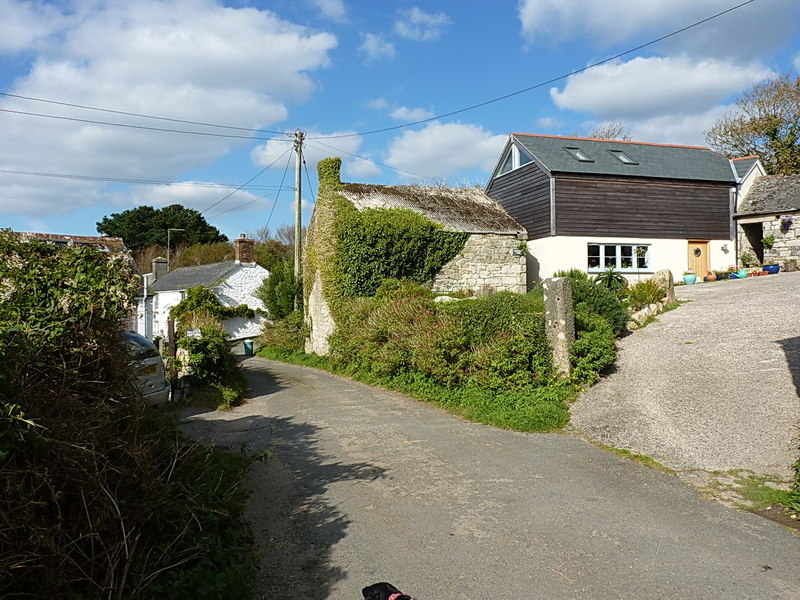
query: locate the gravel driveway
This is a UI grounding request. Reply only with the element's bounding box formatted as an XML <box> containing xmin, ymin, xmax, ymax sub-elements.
<box><xmin>569</xmin><ymin>271</ymin><xmax>800</xmax><ymax>488</ymax></box>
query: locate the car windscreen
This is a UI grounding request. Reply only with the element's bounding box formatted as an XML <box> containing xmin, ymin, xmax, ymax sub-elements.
<box><xmin>123</xmin><ymin>332</ymin><xmax>161</xmax><ymax>360</ymax></box>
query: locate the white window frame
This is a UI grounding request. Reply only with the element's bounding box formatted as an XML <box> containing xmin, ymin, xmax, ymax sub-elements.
<box><xmin>587</xmin><ymin>243</ymin><xmax>651</xmax><ymax>273</ymax></box>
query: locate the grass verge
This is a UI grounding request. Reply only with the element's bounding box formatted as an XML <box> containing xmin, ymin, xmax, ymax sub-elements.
<box><xmin>594</xmin><ymin>443</ymin><xmax>674</xmax><ymax>473</ymax></box>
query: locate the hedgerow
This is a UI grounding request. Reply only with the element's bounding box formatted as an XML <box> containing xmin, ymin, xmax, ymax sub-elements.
<box><xmin>0</xmin><ymin>230</ymin><xmax>255</xmax><ymax>598</ymax></box>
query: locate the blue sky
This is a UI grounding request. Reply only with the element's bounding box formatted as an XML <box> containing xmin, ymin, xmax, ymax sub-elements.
<box><xmin>1</xmin><ymin>0</ymin><xmax>799</xmax><ymax>242</ymax></box>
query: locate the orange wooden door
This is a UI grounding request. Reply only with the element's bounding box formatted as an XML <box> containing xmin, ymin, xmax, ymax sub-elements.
<box><xmin>688</xmin><ymin>241</ymin><xmax>710</xmax><ymax>277</ymax></box>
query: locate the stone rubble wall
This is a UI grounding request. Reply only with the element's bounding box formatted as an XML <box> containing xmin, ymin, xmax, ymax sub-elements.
<box><xmin>305</xmin><ymin>269</ymin><xmax>335</xmax><ymax>356</ymax></box>
<box><xmin>429</xmin><ymin>233</ymin><xmax>526</xmax><ymax>295</ymax></box>
<box><xmin>738</xmin><ymin>215</ymin><xmax>800</xmax><ymax>266</ymax></box>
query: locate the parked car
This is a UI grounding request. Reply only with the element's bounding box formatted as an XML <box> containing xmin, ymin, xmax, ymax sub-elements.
<box><xmin>124</xmin><ymin>331</ymin><xmax>170</xmax><ymax>406</ymax></box>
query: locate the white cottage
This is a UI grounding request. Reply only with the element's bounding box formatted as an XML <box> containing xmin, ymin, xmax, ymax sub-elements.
<box><xmin>137</xmin><ymin>236</ymin><xmax>269</xmax><ymax>342</ymax></box>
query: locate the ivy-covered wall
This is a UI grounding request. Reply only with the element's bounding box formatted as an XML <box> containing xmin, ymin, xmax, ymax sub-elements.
<box><xmin>304</xmin><ymin>157</ymin><xmax>525</xmax><ymax>355</ymax></box>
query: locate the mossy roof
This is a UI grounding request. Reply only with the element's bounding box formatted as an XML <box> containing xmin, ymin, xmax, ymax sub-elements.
<box><xmin>736</xmin><ymin>175</ymin><xmax>800</xmax><ymax>216</ymax></box>
<box><xmin>339</xmin><ymin>182</ymin><xmax>525</xmax><ymax>236</ymax></box>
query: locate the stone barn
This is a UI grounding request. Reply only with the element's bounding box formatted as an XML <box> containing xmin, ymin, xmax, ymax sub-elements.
<box><xmin>303</xmin><ymin>157</ymin><xmax>527</xmax><ymax>355</ymax></box>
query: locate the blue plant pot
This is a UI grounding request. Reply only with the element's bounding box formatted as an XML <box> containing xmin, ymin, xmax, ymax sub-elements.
<box><xmin>683</xmin><ymin>273</ymin><xmax>697</xmax><ymax>285</ymax></box>
<box><xmin>763</xmin><ymin>264</ymin><xmax>780</xmax><ymax>274</ymax></box>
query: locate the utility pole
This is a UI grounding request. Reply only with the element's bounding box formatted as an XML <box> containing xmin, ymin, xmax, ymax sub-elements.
<box><xmin>293</xmin><ymin>129</ymin><xmax>305</xmax><ymax>309</ymax></box>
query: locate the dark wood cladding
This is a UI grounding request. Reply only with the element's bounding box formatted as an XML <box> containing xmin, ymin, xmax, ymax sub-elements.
<box><xmin>487</xmin><ymin>161</ymin><xmax>551</xmax><ymax>239</ymax></box>
<box><xmin>554</xmin><ymin>175</ymin><xmax>732</xmax><ymax>239</ymax></box>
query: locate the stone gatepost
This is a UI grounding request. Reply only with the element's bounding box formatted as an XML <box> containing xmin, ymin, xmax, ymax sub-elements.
<box><xmin>542</xmin><ymin>277</ymin><xmax>575</xmax><ymax>377</ymax></box>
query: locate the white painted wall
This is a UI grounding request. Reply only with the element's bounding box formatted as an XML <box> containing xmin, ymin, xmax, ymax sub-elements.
<box><xmin>527</xmin><ymin>235</ymin><xmax>736</xmax><ymax>283</ymax></box>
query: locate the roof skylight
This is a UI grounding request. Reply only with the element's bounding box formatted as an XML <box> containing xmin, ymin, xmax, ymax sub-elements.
<box><xmin>564</xmin><ymin>147</ymin><xmax>593</xmax><ymax>162</ymax></box>
<box><xmin>609</xmin><ymin>150</ymin><xmax>638</xmax><ymax>165</ymax></box>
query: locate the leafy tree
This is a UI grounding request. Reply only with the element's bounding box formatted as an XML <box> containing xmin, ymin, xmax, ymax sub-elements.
<box><xmin>174</xmin><ymin>241</ymin><xmax>234</xmax><ymax>267</ymax></box>
<box><xmin>705</xmin><ymin>74</ymin><xmax>800</xmax><ymax>175</ymax></box>
<box><xmin>255</xmin><ymin>260</ymin><xmax>301</xmax><ymax>320</ymax></box>
<box><xmin>96</xmin><ymin>204</ymin><xmax>227</xmax><ymax>255</ymax></box>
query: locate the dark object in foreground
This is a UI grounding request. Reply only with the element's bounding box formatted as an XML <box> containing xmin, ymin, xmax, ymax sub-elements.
<box><xmin>362</xmin><ymin>582</ymin><xmax>415</xmax><ymax>600</ymax></box>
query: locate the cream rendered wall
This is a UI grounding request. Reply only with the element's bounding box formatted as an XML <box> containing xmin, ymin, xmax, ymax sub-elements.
<box><xmin>214</xmin><ymin>264</ymin><xmax>269</xmax><ymax>340</ymax></box>
<box><xmin>527</xmin><ymin>235</ymin><xmax>735</xmax><ymax>283</ymax></box>
<box><xmin>152</xmin><ymin>290</ymin><xmax>183</xmax><ymax>341</ymax></box>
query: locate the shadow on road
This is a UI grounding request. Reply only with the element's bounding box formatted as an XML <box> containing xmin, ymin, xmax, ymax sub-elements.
<box><xmin>777</xmin><ymin>335</ymin><xmax>800</xmax><ymax>397</ymax></box>
<box><xmin>179</xmin><ymin>361</ymin><xmax>388</xmax><ymax>600</ymax></box>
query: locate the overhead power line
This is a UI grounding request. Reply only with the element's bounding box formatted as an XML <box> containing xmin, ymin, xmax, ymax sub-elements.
<box><xmin>0</xmin><ymin>108</ymin><xmax>289</xmax><ymax>142</ymax></box>
<box><xmin>0</xmin><ymin>1</ymin><xmax>754</xmax><ymax>146</ymax></box>
<box><xmin>0</xmin><ymin>91</ymin><xmax>291</xmax><ymax>135</ymax></box>
<box><xmin>0</xmin><ymin>167</ymin><xmax>285</xmax><ymax>190</ymax></box>
<box><xmin>200</xmin><ymin>145</ymin><xmax>293</xmax><ymax>214</ymax></box>
<box><xmin>306</xmin><ymin>0</ymin><xmax>758</xmax><ymax>140</ymax></box>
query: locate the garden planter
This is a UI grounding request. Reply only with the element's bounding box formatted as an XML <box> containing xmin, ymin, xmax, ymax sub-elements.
<box><xmin>737</xmin><ymin>269</ymin><xmax>749</xmax><ymax>278</ymax></box>
<box><xmin>763</xmin><ymin>265</ymin><xmax>781</xmax><ymax>274</ymax></box>
<box><xmin>785</xmin><ymin>262</ymin><xmax>797</xmax><ymax>272</ymax></box>
<box><xmin>683</xmin><ymin>273</ymin><xmax>697</xmax><ymax>285</ymax></box>
<box><xmin>704</xmin><ymin>273</ymin><xmax>717</xmax><ymax>282</ymax></box>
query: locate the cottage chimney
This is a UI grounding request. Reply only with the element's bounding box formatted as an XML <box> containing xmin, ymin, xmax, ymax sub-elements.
<box><xmin>151</xmin><ymin>256</ymin><xmax>168</xmax><ymax>282</ymax></box>
<box><xmin>234</xmin><ymin>234</ymin><xmax>255</xmax><ymax>264</ymax></box>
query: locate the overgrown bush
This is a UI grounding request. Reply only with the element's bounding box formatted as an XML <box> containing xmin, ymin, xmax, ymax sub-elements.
<box><xmin>0</xmin><ymin>230</ymin><xmax>254</xmax><ymax>598</ymax></box>
<box><xmin>177</xmin><ymin>324</ymin><xmax>247</xmax><ymax>409</ymax></box>
<box><xmin>259</xmin><ymin>309</ymin><xmax>305</xmax><ymax>354</ymax></box>
<box><xmin>570</xmin><ymin>306</ymin><xmax>618</xmax><ymax>384</ymax></box>
<box><xmin>254</xmin><ymin>259</ymin><xmax>301</xmax><ymax>320</ymax></box>
<box><xmin>321</xmin><ymin>281</ymin><xmax>569</xmax><ymax>431</ymax></box>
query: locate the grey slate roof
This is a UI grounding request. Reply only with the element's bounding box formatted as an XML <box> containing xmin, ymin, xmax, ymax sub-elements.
<box><xmin>511</xmin><ymin>133</ymin><xmax>737</xmax><ymax>183</ymax></box>
<box><xmin>731</xmin><ymin>156</ymin><xmax>760</xmax><ymax>180</ymax></box>
<box><xmin>151</xmin><ymin>260</ymin><xmax>238</xmax><ymax>291</ymax></box>
<box><xmin>339</xmin><ymin>183</ymin><xmax>525</xmax><ymax>235</ymax></box>
<box><xmin>736</xmin><ymin>175</ymin><xmax>800</xmax><ymax>216</ymax></box>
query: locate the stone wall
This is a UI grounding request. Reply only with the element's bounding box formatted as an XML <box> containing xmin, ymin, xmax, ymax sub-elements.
<box><xmin>305</xmin><ymin>270</ymin><xmax>335</xmax><ymax>355</ymax></box>
<box><xmin>430</xmin><ymin>233</ymin><xmax>526</xmax><ymax>295</ymax></box>
<box><xmin>738</xmin><ymin>214</ymin><xmax>800</xmax><ymax>266</ymax></box>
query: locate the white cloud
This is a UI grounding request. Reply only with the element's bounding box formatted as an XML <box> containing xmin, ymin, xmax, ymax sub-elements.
<box><xmin>518</xmin><ymin>0</ymin><xmax>798</xmax><ymax>58</ymax></box>
<box><xmin>386</xmin><ymin>122</ymin><xmax>506</xmax><ymax>178</ymax></box>
<box><xmin>390</xmin><ymin>106</ymin><xmax>434</xmax><ymax>121</ymax></box>
<box><xmin>0</xmin><ymin>0</ymin><xmax>337</xmax><ymax>217</ymax></box>
<box><xmin>550</xmin><ymin>56</ymin><xmax>772</xmax><ymax>120</ymax></box>
<box><xmin>0</xmin><ymin>0</ymin><xmax>66</xmax><ymax>53</ymax></box>
<box><xmin>128</xmin><ymin>183</ymin><xmax>267</xmax><ymax>214</ymax></box>
<box><xmin>309</xmin><ymin>0</ymin><xmax>346</xmax><ymax>22</ymax></box>
<box><xmin>627</xmin><ymin>104</ymin><xmax>733</xmax><ymax>146</ymax></box>
<box><xmin>344</xmin><ymin>156</ymin><xmax>382</xmax><ymax>178</ymax></box>
<box><xmin>537</xmin><ymin>117</ymin><xmax>560</xmax><ymax>129</ymax></box>
<box><xmin>367</xmin><ymin>97</ymin><xmax>389</xmax><ymax>110</ymax></box>
<box><xmin>358</xmin><ymin>33</ymin><xmax>395</xmax><ymax>61</ymax></box>
<box><xmin>394</xmin><ymin>7</ymin><xmax>451</xmax><ymax>41</ymax></box>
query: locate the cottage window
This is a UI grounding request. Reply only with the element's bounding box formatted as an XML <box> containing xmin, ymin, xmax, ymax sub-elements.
<box><xmin>588</xmin><ymin>243</ymin><xmax>650</xmax><ymax>272</ymax></box>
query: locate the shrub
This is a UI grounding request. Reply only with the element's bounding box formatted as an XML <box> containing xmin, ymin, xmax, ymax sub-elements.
<box><xmin>553</xmin><ymin>268</ymin><xmax>590</xmax><ymax>280</ymax></box>
<box><xmin>570</xmin><ymin>278</ymin><xmax>629</xmax><ymax>337</ymax></box>
<box><xmin>177</xmin><ymin>324</ymin><xmax>247</xmax><ymax>408</ymax></box>
<box><xmin>259</xmin><ymin>309</ymin><xmax>305</xmax><ymax>354</ymax></box>
<box><xmin>593</xmin><ymin>266</ymin><xmax>628</xmax><ymax>294</ymax></box>
<box><xmin>0</xmin><ymin>230</ymin><xmax>254</xmax><ymax>598</ymax></box>
<box><xmin>571</xmin><ymin>306</ymin><xmax>617</xmax><ymax>384</ymax></box>
<box><xmin>625</xmin><ymin>279</ymin><xmax>666</xmax><ymax>311</ymax></box>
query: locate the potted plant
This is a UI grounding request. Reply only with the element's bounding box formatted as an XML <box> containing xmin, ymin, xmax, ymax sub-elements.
<box><xmin>784</xmin><ymin>258</ymin><xmax>798</xmax><ymax>272</ymax></box>
<box><xmin>781</xmin><ymin>215</ymin><xmax>794</xmax><ymax>231</ymax></box>
<box><xmin>704</xmin><ymin>271</ymin><xmax>717</xmax><ymax>282</ymax></box>
<box><xmin>762</xmin><ymin>234</ymin><xmax>775</xmax><ymax>250</ymax></box>
<box><xmin>763</xmin><ymin>263</ymin><xmax>781</xmax><ymax>274</ymax></box>
<box><xmin>682</xmin><ymin>269</ymin><xmax>697</xmax><ymax>285</ymax></box>
<box><xmin>740</xmin><ymin>250</ymin><xmax>758</xmax><ymax>268</ymax></box>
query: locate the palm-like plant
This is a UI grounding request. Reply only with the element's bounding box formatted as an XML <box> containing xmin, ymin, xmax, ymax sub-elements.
<box><xmin>593</xmin><ymin>267</ymin><xmax>628</xmax><ymax>294</ymax></box>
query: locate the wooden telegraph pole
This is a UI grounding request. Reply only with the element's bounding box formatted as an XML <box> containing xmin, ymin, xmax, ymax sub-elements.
<box><xmin>293</xmin><ymin>130</ymin><xmax>305</xmax><ymax>310</ymax></box>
